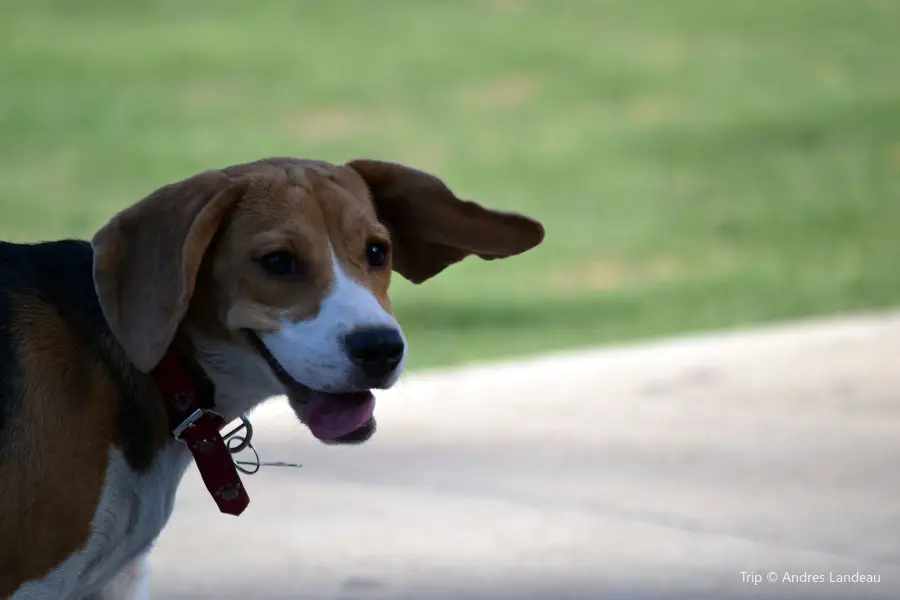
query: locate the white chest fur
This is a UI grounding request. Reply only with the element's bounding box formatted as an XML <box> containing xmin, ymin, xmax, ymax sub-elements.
<box><xmin>12</xmin><ymin>444</ymin><xmax>192</xmax><ymax>600</ymax></box>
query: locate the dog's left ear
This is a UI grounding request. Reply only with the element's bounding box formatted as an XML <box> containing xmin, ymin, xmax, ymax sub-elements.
<box><xmin>346</xmin><ymin>159</ymin><xmax>545</xmax><ymax>283</ymax></box>
<box><xmin>91</xmin><ymin>171</ymin><xmax>249</xmax><ymax>372</ymax></box>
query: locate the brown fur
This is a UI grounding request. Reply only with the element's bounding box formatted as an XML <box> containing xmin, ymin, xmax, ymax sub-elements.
<box><xmin>91</xmin><ymin>170</ymin><xmax>250</xmax><ymax>372</ymax></box>
<box><xmin>0</xmin><ymin>296</ymin><xmax>119</xmax><ymax>597</ymax></box>
<box><xmin>346</xmin><ymin>159</ymin><xmax>544</xmax><ymax>283</ymax></box>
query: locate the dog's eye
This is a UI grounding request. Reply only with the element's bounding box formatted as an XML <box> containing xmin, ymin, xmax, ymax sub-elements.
<box><xmin>365</xmin><ymin>242</ymin><xmax>389</xmax><ymax>268</ymax></box>
<box><xmin>258</xmin><ymin>251</ymin><xmax>302</xmax><ymax>277</ymax></box>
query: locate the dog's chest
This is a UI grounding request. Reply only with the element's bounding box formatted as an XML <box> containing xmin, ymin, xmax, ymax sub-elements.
<box><xmin>12</xmin><ymin>444</ymin><xmax>192</xmax><ymax>600</ymax></box>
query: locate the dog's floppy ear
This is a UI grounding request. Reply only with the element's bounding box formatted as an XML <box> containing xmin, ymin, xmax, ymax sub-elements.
<box><xmin>91</xmin><ymin>170</ymin><xmax>248</xmax><ymax>372</ymax></box>
<box><xmin>346</xmin><ymin>159</ymin><xmax>545</xmax><ymax>283</ymax></box>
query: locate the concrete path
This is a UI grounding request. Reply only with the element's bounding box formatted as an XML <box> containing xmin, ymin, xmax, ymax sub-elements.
<box><xmin>150</xmin><ymin>312</ymin><xmax>900</xmax><ymax>599</ymax></box>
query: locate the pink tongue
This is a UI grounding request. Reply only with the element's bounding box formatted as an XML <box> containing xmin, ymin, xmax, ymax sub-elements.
<box><xmin>306</xmin><ymin>391</ymin><xmax>375</xmax><ymax>441</ymax></box>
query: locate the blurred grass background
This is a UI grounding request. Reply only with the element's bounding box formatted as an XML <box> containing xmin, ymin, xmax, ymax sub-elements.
<box><xmin>1</xmin><ymin>0</ymin><xmax>898</xmax><ymax>370</ymax></box>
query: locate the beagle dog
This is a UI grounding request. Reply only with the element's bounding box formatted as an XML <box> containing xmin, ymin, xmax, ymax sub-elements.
<box><xmin>0</xmin><ymin>157</ymin><xmax>543</xmax><ymax>599</ymax></box>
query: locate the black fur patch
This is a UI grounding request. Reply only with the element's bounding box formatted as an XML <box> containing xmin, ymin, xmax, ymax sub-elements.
<box><xmin>0</xmin><ymin>274</ymin><xmax>16</xmax><ymax>460</ymax></box>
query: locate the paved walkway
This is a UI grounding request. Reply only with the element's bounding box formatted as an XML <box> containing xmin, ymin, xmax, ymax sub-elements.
<box><xmin>150</xmin><ymin>312</ymin><xmax>900</xmax><ymax>599</ymax></box>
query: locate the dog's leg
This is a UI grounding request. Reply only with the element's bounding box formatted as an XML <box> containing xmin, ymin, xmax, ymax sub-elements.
<box><xmin>95</xmin><ymin>554</ymin><xmax>150</xmax><ymax>600</ymax></box>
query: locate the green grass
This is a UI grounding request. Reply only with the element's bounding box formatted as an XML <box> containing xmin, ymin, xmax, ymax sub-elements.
<box><xmin>1</xmin><ymin>0</ymin><xmax>899</xmax><ymax>370</ymax></box>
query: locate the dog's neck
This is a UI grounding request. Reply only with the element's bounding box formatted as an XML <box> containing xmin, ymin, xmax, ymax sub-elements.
<box><xmin>184</xmin><ymin>326</ymin><xmax>284</xmax><ymax>424</ymax></box>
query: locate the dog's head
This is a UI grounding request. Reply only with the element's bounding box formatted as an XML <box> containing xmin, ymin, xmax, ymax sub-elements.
<box><xmin>91</xmin><ymin>158</ymin><xmax>544</xmax><ymax>444</ymax></box>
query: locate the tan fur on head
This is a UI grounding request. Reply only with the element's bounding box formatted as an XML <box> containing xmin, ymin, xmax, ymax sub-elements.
<box><xmin>91</xmin><ymin>157</ymin><xmax>545</xmax><ymax>373</ymax></box>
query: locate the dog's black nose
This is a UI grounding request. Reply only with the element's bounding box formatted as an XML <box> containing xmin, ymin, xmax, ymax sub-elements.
<box><xmin>344</xmin><ymin>327</ymin><xmax>405</xmax><ymax>380</ymax></box>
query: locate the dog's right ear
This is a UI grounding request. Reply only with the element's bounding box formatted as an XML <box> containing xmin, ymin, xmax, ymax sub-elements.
<box><xmin>91</xmin><ymin>171</ymin><xmax>249</xmax><ymax>372</ymax></box>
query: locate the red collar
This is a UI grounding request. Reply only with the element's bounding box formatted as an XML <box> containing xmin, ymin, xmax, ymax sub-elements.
<box><xmin>150</xmin><ymin>348</ymin><xmax>250</xmax><ymax>516</ymax></box>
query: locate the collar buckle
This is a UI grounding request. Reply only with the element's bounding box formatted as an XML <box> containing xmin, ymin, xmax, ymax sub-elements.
<box><xmin>172</xmin><ymin>407</ymin><xmax>222</xmax><ymax>443</ymax></box>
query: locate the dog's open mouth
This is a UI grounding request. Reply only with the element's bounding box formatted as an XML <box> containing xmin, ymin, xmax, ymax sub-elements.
<box><xmin>245</xmin><ymin>332</ymin><xmax>376</xmax><ymax>444</ymax></box>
